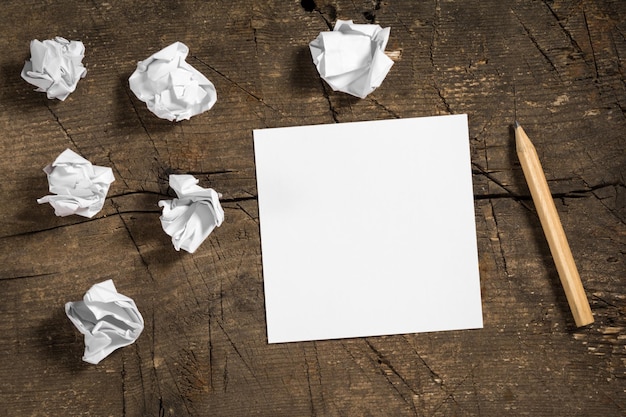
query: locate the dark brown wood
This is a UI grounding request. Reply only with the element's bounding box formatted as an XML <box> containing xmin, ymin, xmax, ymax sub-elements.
<box><xmin>1</xmin><ymin>1</ymin><xmax>624</xmax><ymax>416</ymax></box>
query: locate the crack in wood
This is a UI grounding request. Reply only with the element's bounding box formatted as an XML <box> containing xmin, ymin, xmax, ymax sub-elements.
<box><xmin>512</xmin><ymin>9</ymin><xmax>563</xmax><ymax>81</ymax></box>
<box><xmin>541</xmin><ymin>0</ymin><xmax>586</xmax><ymax>55</ymax></box>
<box><xmin>0</xmin><ymin>272</ymin><xmax>56</xmax><ymax>281</ymax></box>
<box><xmin>318</xmin><ymin>78</ymin><xmax>340</xmax><ymax>123</ymax></box>
<box><xmin>45</xmin><ymin>103</ymin><xmax>80</xmax><ymax>150</ymax></box>
<box><xmin>368</xmin><ymin>97</ymin><xmax>401</xmax><ymax>118</ymax></box>
<box><xmin>364</xmin><ymin>339</ymin><xmax>420</xmax><ymax>415</ymax></box>
<box><xmin>121</xmin><ymin>359</ymin><xmax>127</xmax><ymax>417</ymax></box>
<box><xmin>401</xmin><ymin>336</ymin><xmax>445</xmax><ymax>386</ymax></box>
<box><xmin>123</xmin><ymin>84</ymin><xmax>161</xmax><ymax>159</ymax></box>
<box><xmin>303</xmin><ymin>345</ymin><xmax>318</xmax><ymax>417</ymax></box>
<box><xmin>472</xmin><ymin>162</ymin><xmax>523</xmax><ymax>201</ymax></box>
<box><xmin>233</xmin><ymin>203</ymin><xmax>258</xmax><ymax>225</ymax></box>
<box><xmin>582</xmin><ymin>7</ymin><xmax>600</xmax><ymax>80</ymax></box>
<box><xmin>490</xmin><ymin>199</ymin><xmax>512</xmax><ymax>277</ymax></box>
<box><xmin>215</xmin><ymin>319</ymin><xmax>259</xmax><ymax>383</ymax></box>
<box><xmin>111</xmin><ymin>201</ymin><xmax>156</xmax><ymax>285</ymax></box>
<box><xmin>301</xmin><ymin>1</ymin><xmax>335</xmax><ymax>30</ymax></box>
<box><xmin>428</xmin><ymin>0</ymin><xmax>452</xmax><ymax>114</ymax></box>
<box><xmin>190</xmin><ymin>55</ymin><xmax>284</xmax><ymax>115</ymax></box>
<box><xmin>429</xmin><ymin>371</ymin><xmax>474</xmax><ymax>416</ymax></box>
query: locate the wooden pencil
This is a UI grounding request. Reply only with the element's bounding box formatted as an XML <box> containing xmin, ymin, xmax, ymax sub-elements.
<box><xmin>514</xmin><ymin>122</ymin><xmax>594</xmax><ymax>327</ymax></box>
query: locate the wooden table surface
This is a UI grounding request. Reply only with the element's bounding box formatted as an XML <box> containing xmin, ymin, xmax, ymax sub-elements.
<box><xmin>1</xmin><ymin>1</ymin><xmax>624</xmax><ymax>416</ymax></box>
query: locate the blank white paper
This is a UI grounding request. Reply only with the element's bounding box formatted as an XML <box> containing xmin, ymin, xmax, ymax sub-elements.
<box><xmin>253</xmin><ymin>115</ymin><xmax>482</xmax><ymax>344</ymax></box>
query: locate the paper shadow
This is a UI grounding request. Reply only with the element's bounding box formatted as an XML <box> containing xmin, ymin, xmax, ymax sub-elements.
<box><xmin>291</xmin><ymin>46</ymin><xmax>361</xmax><ymax>108</ymax></box>
<box><xmin>13</xmin><ymin>173</ymin><xmax>83</xmax><ymax>232</ymax></box>
<box><xmin>36</xmin><ymin>308</ymin><xmax>87</xmax><ymax>373</ymax></box>
<box><xmin>115</xmin><ymin>72</ymin><xmax>178</xmax><ymax>136</ymax></box>
<box><xmin>0</xmin><ymin>60</ymin><xmax>54</xmax><ymax>112</ymax></box>
<box><xmin>290</xmin><ymin>47</ymin><xmax>320</xmax><ymax>94</ymax></box>
<box><xmin>115</xmin><ymin>193</ymin><xmax>186</xmax><ymax>269</ymax></box>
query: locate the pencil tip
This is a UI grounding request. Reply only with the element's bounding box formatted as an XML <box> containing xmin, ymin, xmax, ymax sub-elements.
<box><xmin>513</xmin><ymin>121</ymin><xmax>520</xmax><ymax>128</ymax></box>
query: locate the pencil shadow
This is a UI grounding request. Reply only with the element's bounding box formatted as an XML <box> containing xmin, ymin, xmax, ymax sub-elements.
<box><xmin>36</xmin><ymin>308</ymin><xmax>88</xmax><ymax>373</ymax></box>
<box><xmin>507</xmin><ymin>124</ymin><xmax>522</xmax><ymax>170</ymax></box>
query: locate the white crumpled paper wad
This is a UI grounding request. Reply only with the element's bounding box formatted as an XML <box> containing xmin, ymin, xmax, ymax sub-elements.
<box><xmin>159</xmin><ymin>174</ymin><xmax>224</xmax><ymax>253</ymax></box>
<box><xmin>37</xmin><ymin>149</ymin><xmax>115</xmax><ymax>218</ymax></box>
<box><xmin>129</xmin><ymin>42</ymin><xmax>217</xmax><ymax>121</ymax></box>
<box><xmin>21</xmin><ymin>37</ymin><xmax>87</xmax><ymax>100</ymax></box>
<box><xmin>65</xmin><ymin>280</ymin><xmax>144</xmax><ymax>365</ymax></box>
<box><xmin>309</xmin><ymin>20</ymin><xmax>394</xmax><ymax>99</ymax></box>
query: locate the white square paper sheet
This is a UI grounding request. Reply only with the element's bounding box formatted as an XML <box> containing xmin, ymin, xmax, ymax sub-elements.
<box><xmin>253</xmin><ymin>115</ymin><xmax>482</xmax><ymax>343</ymax></box>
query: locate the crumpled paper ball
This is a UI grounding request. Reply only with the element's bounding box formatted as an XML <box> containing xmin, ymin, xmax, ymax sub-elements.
<box><xmin>66</xmin><ymin>280</ymin><xmax>144</xmax><ymax>365</ymax></box>
<box><xmin>21</xmin><ymin>37</ymin><xmax>87</xmax><ymax>100</ymax></box>
<box><xmin>309</xmin><ymin>19</ymin><xmax>394</xmax><ymax>99</ymax></box>
<box><xmin>129</xmin><ymin>42</ymin><xmax>217</xmax><ymax>121</ymax></box>
<box><xmin>158</xmin><ymin>174</ymin><xmax>224</xmax><ymax>253</ymax></box>
<box><xmin>37</xmin><ymin>149</ymin><xmax>115</xmax><ymax>218</ymax></box>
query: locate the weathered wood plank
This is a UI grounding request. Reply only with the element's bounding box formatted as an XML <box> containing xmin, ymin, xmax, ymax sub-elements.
<box><xmin>0</xmin><ymin>0</ymin><xmax>624</xmax><ymax>416</ymax></box>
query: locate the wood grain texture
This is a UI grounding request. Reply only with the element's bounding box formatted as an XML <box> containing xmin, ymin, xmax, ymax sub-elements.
<box><xmin>0</xmin><ymin>1</ymin><xmax>624</xmax><ymax>416</ymax></box>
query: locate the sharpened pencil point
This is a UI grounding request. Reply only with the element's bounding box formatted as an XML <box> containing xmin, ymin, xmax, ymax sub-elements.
<box><xmin>513</xmin><ymin>120</ymin><xmax>520</xmax><ymax>129</ymax></box>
